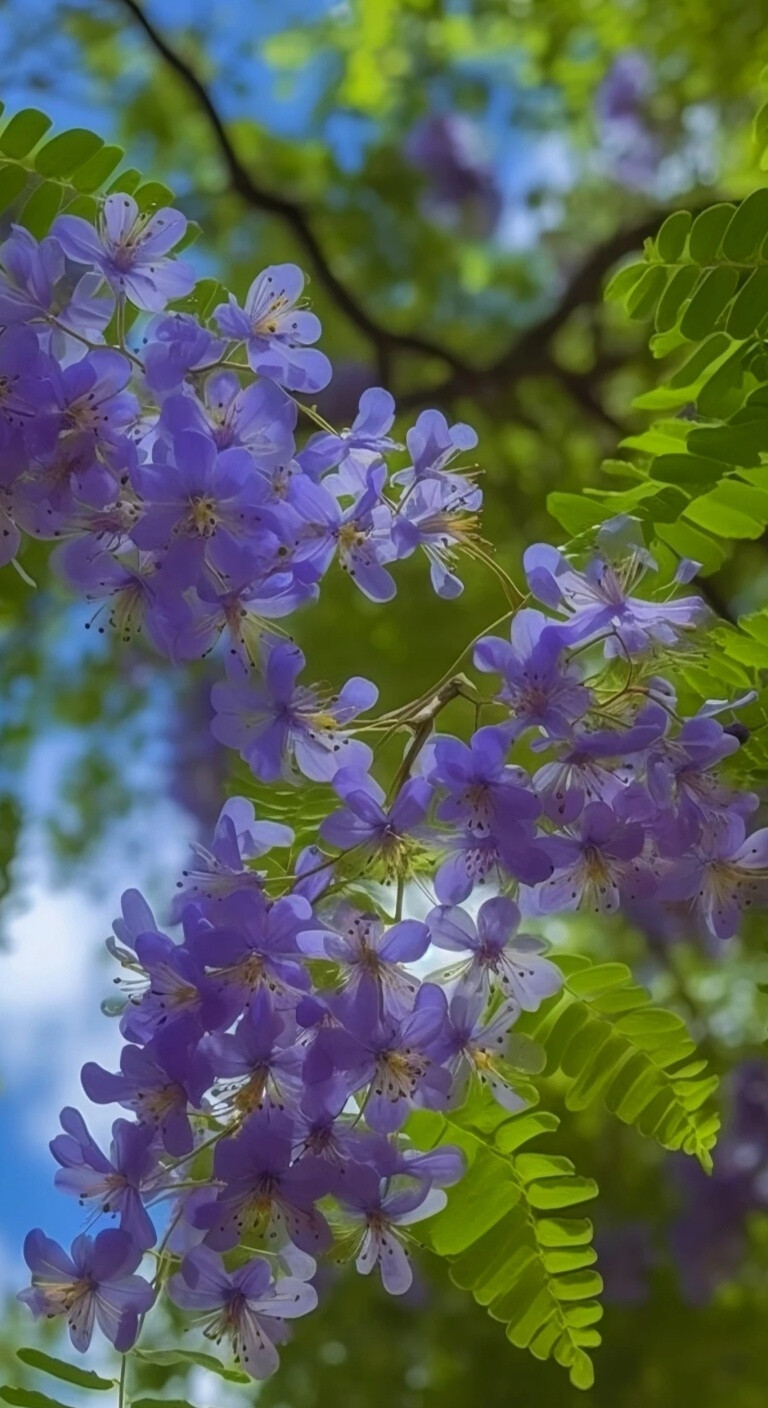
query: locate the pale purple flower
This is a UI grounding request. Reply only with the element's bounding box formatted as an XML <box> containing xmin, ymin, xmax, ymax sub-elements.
<box><xmin>50</xmin><ymin>1109</ymin><xmax>158</xmax><ymax>1249</ymax></box>
<box><xmin>428</xmin><ymin>724</ymin><xmax>539</xmax><ymax>835</ymax></box>
<box><xmin>395</xmin><ymin>408</ymin><xmax>477</xmax><ymax>487</ymax></box>
<box><xmin>426</xmin><ymin>895</ymin><xmax>562</xmax><ymax>1008</ymax></box>
<box><xmin>320</xmin><ymin>769</ymin><xmax>432</xmax><ymax>881</ymax></box>
<box><xmin>474</xmin><ymin>608</ymin><xmax>591</xmax><ymax>738</ymax></box>
<box><xmin>55</xmin><ymin>193</ymin><xmax>195</xmax><ymax>311</ymax></box>
<box><xmin>168</xmin><ymin>1246</ymin><xmax>316</xmax><ymax>1379</ymax></box>
<box><xmin>214</xmin><ymin>264</ymin><xmax>331</xmax><ymax>393</ymax></box>
<box><xmin>211</xmin><ymin>641</ymin><xmax>376</xmax><ymax>783</ymax></box>
<box><xmin>531</xmin><ymin>801</ymin><xmax>656</xmax><ymax>916</ymax></box>
<box><xmin>81</xmin><ymin>1028</ymin><xmax>213</xmax><ymax>1156</ymax></box>
<box><xmin>336</xmin><ymin>1161</ymin><xmax>448</xmax><ymax>1295</ymax></box>
<box><xmin>310</xmin><ymin>983</ymin><xmax>451</xmax><ymax>1134</ymax></box>
<box><xmin>143</xmin><ymin>312</ymin><xmax>223</xmax><ymax>393</ymax></box>
<box><xmin>194</xmin><ymin>1109</ymin><xmax>334</xmax><ymax>1254</ymax></box>
<box><xmin>434</xmin><ymin>987</ymin><xmax>545</xmax><ymax>1112</ymax></box>
<box><xmin>204</xmin><ymin>987</ymin><xmax>305</xmax><ymax>1117</ymax></box>
<box><xmin>392</xmin><ymin>474</ymin><xmax>483</xmax><ymax>597</ymax></box>
<box><xmin>524</xmin><ymin>539</ymin><xmax>708</xmax><ymax>655</ymax></box>
<box><xmin>297</xmin><ymin>905</ymin><xmax>429</xmax><ymax>1016</ymax></box>
<box><xmin>19</xmin><ymin>1227</ymin><xmax>153</xmax><ymax>1352</ymax></box>
<box><xmin>300</xmin><ymin>387</ymin><xmax>399</xmax><ymax>479</ymax></box>
<box><xmin>290</xmin><ymin>463</ymin><xmax>397</xmax><ymax>602</ymax></box>
<box><xmin>171</xmin><ymin>796</ymin><xmax>293</xmax><ymax>920</ymax></box>
<box><xmin>160</xmin><ymin>372</ymin><xmax>296</xmax><ymax>465</ymax></box>
<box><xmin>662</xmin><ymin>815</ymin><xmax>768</xmax><ymax>940</ymax></box>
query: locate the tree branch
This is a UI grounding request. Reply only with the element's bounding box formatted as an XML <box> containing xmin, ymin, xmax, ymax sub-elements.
<box><xmin>116</xmin><ymin>0</ymin><xmax>472</xmax><ymax>377</ymax></box>
<box><xmin>115</xmin><ymin>0</ymin><xmax>665</xmax><ymax>428</ymax></box>
<box><xmin>397</xmin><ymin>219</ymin><xmax>663</xmax><ymax>412</ymax></box>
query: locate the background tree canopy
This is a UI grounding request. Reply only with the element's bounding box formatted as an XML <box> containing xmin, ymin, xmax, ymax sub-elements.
<box><xmin>2</xmin><ymin>2</ymin><xmax>768</xmax><ymax>1405</ymax></box>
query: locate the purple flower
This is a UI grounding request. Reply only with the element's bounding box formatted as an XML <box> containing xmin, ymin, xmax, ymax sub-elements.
<box><xmin>214</xmin><ymin>264</ymin><xmax>331</xmax><ymax>393</ymax></box>
<box><xmin>81</xmin><ymin>1028</ymin><xmax>213</xmax><ymax>1156</ymax></box>
<box><xmin>297</xmin><ymin>904</ymin><xmax>429</xmax><ymax>1015</ymax></box>
<box><xmin>311</xmin><ymin>983</ymin><xmax>451</xmax><ymax>1133</ymax></box>
<box><xmin>204</xmin><ymin>987</ymin><xmax>305</xmax><ymax>1117</ymax></box>
<box><xmin>50</xmin><ymin>1109</ymin><xmax>158</xmax><ymax>1249</ymax></box>
<box><xmin>336</xmin><ymin>1160</ymin><xmax>448</xmax><ymax>1295</ymax></box>
<box><xmin>119</xmin><ymin>926</ymin><xmax>229</xmax><ymax>1044</ymax></box>
<box><xmin>474</xmin><ymin>608</ymin><xmax>591</xmax><ymax>738</ymax></box>
<box><xmin>168</xmin><ymin>1246</ymin><xmax>316</xmax><ymax>1379</ymax></box>
<box><xmin>392</xmin><ymin>474</ymin><xmax>483</xmax><ymax>597</ymax></box>
<box><xmin>172</xmin><ymin>797</ymin><xmax>293</xmax><ymax>920</ymax></box>
<box><xmin>320</xmin><ymin>769</ymin><xmax>432</xmax><ymax>882</ymax></box>
<box><xmin>662</xmin><ymin>815</ymin><xmax>768</xmax><ymax>939</ymax></box>
<box><xmin>406</xmin><ymin>114</ymin><xmax>502</xmax><ymax>237</ymax></box>
<box><xmin>160</xmin><ymin>372</ymin><xmax>296</xmax><ymax>465</ymax></box>
<box><xmin>143</xmin><ymin>313</ymin><xmax>224</xmax><ymax>393</ymax></box>
<box><xmin>194</xmin><ymin>1109</ymin><xmax>334</xmax><ymax>1254</ymax></box>
<box><xmin>647</xmin><ymin>716</ymin><xmax>758</xmax><ymax>844</ymax></box>
<box><xmin>30</xmin><ymin>348</ymin><xmax>137</xmax><ymax>472</ymax></box>
<box><xmin>55</xmin><ymin>193</ymin><xmax>195</xmax><ymax>311</ymax></box>
<box><xmin>291</xmin><ymin>463</ymin><xmax>397</xmax><ymax>602</ymax></box>
<box><xmin>187</xmin><ymin>890</ymin><xmax>312</xmax><ymax>1007</ymax></box>
<box><xmin>531</xmin><ymin>801</ymin><xmax>655</xmax><ymax>916</ymax></box>
<box><xmin>523</xmin><ymin>538</ymin><xmax>708</xmax><ymax>656</ymax></box>
<box><xmin>434</xmin><ymin>987</ymin><xmax>545</xmax><ymax>1112</ymax></box>
<box><xmin>428</xmin><ymin>724</ymin><xmax>539</xmax><ymax>835</ymax></box>
<box><xmin>211</xmin><ymin>641</ymin><xmax>377</xmax><ymax>783</ymax></box>
<box><xmin>426</xmin><ymin>895</ymin><xmax>562</xmax><ymax>1008</ymax></box>
<box><xmin>131</xmin><ymin>430</ymin><xmax>276</xmax><ymax>587</ymax></box>
<box><xmin>19</xmin><ymin>1227</ymin><xmax>153</xmax><ymax>1352</ymax></box>
<box><xmin>300</xmin><ymin>387</ymin><xmax>399</xmax><ymax>480</ymax></box>
<box><xmin>395</xmin><ymin>408</ymin><xmax>477</xmax><ymax>487</ymax></box>
<box><xmin>0</xmin><ymin>225</ymin><xmax>65</xmax><ymax>324</ymax></box>
<box><xmin>434</xmin><ymin>819</ymin><xmax>552</xmax><ymax>904</ymax></box>
<box><xmin>532</xmin><ymin>703</ymin><xmax>668</xmax><ymax>822</ymax></box>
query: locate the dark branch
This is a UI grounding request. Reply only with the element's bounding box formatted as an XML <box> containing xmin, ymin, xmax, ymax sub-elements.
<box><xmin>116</xmin><ymin>0</ymin><xmax>472</xmax><ymax>377</ymax></box>
<box><xmin>397</xmin><ymin>219</ymin><xmax>663</xmax><ymax>412</ymax></box>
<box><xmin>115</xmin><ymin>0</ymin><xmax>668</xmax><ymax>428</ymax></box>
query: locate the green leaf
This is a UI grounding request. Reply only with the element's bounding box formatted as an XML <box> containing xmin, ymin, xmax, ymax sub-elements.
<box><xmin>546</xmin><ymin>492</ymin><xmax>609</xmax><ymax>535</ymax></box>
<box><xmin>686</xmin><ymin>480</ymin><xmax>768</xmax><ymax>539</ymax></box>
<box><xmin>626</xmin><ymin>265</ymin><xmax>669</xmax><ymax>320</ymax></box>
<box><xmin>679</xmin><ymin>267</ymin><xmax>740</xmax><ymax>340</ymax></box>
<box><xmin>721</xmin><ymin>190</ymin><xmax>768</xmax><ymax>263</ymax></box>
<box><xmin>687</xmin><ymin>203</ymin><xmax>736</xmax><ymax>263</ymax></box>
<box><xmin>133</xmin><ymin>179</ymin><xmax>175</xmax><ymax>211</ymax></box>
<box><xmin>654</xmin><ymin>265</ymin><xmax>699</xmax><ymax>332</ymax></box>
<box><xmin>131</xmin><ymin>1401</ymin><xmax>200</xmax><ymax>1408</ymax></box>
<box><xmin>653</xmin><ymin>209</ymin><xmax>692</xmax><ymax>263</ymax></box>
<box><xmin>726</xmin><ymin>265</ymin><xmax>768</xmax><ymax>337</ymax></box>
<box><xmin>649</xmin><ymin>453</ymin><xmax>725</xmax><ymax>490</ymax></box>
<box><xmin>1</xmin><ymin>1390</ymin><xmax>74</xmax><ymax>1408</ymax></box>
<box><xmin>604</xmin><ymin>260</ymin><xmax>645</xmax><ymax>304</ymax></box>
<box><xmin>15</xmin><ymin>1352</ymin><xmax>113</xmax><ymax>1394</ymax></box>
<box><xmin>654</xmin><ymin>520</ymin><xmax>727</xmax><ymax>575</ymax></box>
<box><xmin>34</xmin><ymin>128</ymin><xmax>103</xmax><ymax>178</ymax></box>
<box><xmin>0</xmin><ymin>161</ymin><xmax>29</xmax><ymax>214</ymax></box>
<box><xmin>0</xmin><ymin>108</ymin><xmax>52</xmax><ymax>158</ymax></box>
<box><xmin>71</xmin><ymin>144</ymin><xmax>125</xmax><ymax>194</ymax></box>
<box><xmin>514</xmin><ymin>954</ymin><xmax>719</xmax><ymax>1169</ymax></box>
<box><xmin>408</xmin><ymin>1104</ymin><xmax>601</xmax><ymax>1389</ymax></box>
<box><xmin>134</xmin><ymin>1350</ymin><xmax>250</xmax><ymax>1385</ymax></box>
<box><xmin>17</xmin><ymin>181</ymin><xmax>64</xmax><ymax>239</ymax></box>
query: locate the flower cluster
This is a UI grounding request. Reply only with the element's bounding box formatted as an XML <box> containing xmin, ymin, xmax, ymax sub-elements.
<box><xmin>21</xmin><ymin>513</ymin><xmax>768</xmax><ymax>1374</ymax></box>
<box><xmin>0</xmin><ymin>193</ymin><xmax>483</xmax><ymax>675</ymax></box>
<box><xmin>20</xmin><ymin>803</ymin><xmax>563</xmax><ymax>1373</ymax></box>
<box><xmin>14</xmin><ymin>190</ymin><xmax>768</xmax><ymax>1383</ymax></box>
